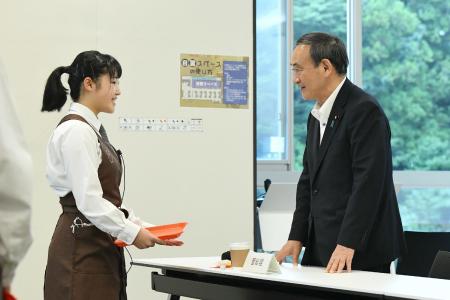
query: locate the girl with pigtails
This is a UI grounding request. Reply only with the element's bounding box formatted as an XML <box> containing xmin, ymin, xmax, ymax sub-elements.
<box><xmin>42</xmin><ymin>51</ymin><xmax>182</xmax><ymax>300</ymax></box>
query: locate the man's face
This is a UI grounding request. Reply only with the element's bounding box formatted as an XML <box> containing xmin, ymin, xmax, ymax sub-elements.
<box><xmin>290</xmin><ymin>44</ymin><xmax>326</xmax><ymax>101</ymax></box>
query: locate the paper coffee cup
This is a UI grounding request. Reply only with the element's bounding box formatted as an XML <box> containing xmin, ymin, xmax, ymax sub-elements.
<box><xmin>229</xmin><ymin>242</ymin><xmax>250</xmax><ymax>267</ymax></box>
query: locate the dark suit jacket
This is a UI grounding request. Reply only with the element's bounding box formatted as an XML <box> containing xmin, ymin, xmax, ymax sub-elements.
<box><xmin>288</xmin><ymin>78</ymin><xmax>406</xmax><ymax>269</ymax></box>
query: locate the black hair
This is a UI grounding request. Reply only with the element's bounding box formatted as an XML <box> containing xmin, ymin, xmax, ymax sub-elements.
<box><xmin>296</xmin><ymin>32</ymin><xmax>348</xmax><ymax>75</ymax></box>
<box><xmin>41</xmin><ymin>50</ymin><xmax>122</xmax><ymax>112</ymax></box>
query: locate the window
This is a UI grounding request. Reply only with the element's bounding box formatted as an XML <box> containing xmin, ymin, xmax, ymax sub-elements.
<box><xmin>256</xmin><ymin>0</ymin><xmax>289</xmax><ymax>161</ymax></box>
<box><xmin>362</xmin><ymin>0</ymin><xmax>450</xmax><ymax>231</ymax></box>
<box><xmin>398</xmin><ymin>188</ymin><xmax>450</xmax><ymax>231</ymax></box>
<box><xmin>292</xmin><ymin>0</ymin><xmax>347</xmax><ymax>170</ymax></box>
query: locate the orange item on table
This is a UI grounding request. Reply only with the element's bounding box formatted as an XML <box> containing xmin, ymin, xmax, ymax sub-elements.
<box><xmin>114</xmin><ymin>222</ymin><xmax>188</xmax><ymax>247</ymax></box>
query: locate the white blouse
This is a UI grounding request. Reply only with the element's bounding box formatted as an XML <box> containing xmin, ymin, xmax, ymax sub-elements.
<box><xmin>46</xmin><ymin>102</ymin><xmax>147</xmax><ymax>245</ymax></box>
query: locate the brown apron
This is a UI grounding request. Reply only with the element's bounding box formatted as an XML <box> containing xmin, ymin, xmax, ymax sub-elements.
<box><xmin>44</xmin><ymin>114</ymin><xmax>127</xmax><ymax>300</ymax></box>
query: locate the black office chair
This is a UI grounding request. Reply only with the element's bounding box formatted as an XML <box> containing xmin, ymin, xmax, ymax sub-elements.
<box><xmin>396</xmin><ymin>231</ymin><xmax>450</xmax><ymax>277</ymax></box>
<box><xmin>429</xmin><ymin>250</ymin><xmax>450</xmax><ymax>280</ymax></box>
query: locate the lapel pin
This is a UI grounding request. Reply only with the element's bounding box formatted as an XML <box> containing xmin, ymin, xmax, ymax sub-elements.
<box><xmin>330</xmin><ymin>115</ymin><xmax>339</xmax><ymax>128</ymax></box>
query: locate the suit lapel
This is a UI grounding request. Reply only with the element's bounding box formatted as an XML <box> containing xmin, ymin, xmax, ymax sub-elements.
<box><xmin>310</xmin><ymin>79</ymin><xmax>351</xmax><ymax>183</ymax></box>
<box><xmin>309</xmin><ymin>118</ymin><xmax>320</xmax><ymax>171</ymax></box>
<box><xmin>305</xmin><ymin>113</ymin><xmax>320</xmax><ymax>174</ymax></box>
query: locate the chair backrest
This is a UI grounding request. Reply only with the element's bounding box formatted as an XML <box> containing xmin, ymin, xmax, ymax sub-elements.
<box><xmin>429</xmin><ymin>250</ymin><xmax>450</xmax><ymax>280</ymax></box>
<box><xmin>396</xmin><ymin>231</ymin><xmax>450</xmax><ymax>277</ymax></box>
<box><xmin>259</xmin><ymin>182</ymin><xmax>297</xmax><ymax>251</ymax></box>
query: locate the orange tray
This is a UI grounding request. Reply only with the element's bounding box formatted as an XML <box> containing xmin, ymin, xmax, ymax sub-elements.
<box><xmin>114</xmin><ymin>222</ymin><xmax>187</xmax><ymax>247</ymax></box>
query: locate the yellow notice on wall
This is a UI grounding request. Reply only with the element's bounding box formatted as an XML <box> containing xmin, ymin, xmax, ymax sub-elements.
<box><xmin>180</xmin><ymin>53</ymin><xmax>249</xmax><ymax>109</ymax></box>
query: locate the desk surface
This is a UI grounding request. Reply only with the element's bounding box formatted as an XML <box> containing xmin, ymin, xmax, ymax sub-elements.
<box><xmin>133</xmin><ymin>256</ymin><xmax>449</xmax><ymax>300</ymax></box>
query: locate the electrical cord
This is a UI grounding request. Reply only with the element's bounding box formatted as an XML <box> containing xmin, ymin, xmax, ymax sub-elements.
<box><xmin>125</xmin><ymin>246</ymin><xmax>133</xmax><ymax>274</ymax></box>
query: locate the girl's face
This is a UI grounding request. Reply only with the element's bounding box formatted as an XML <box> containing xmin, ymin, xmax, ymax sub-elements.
<box><xmin>92</xmin><ymin>74</ymin><xmax>121</xmax><ymax>114</ymax></box>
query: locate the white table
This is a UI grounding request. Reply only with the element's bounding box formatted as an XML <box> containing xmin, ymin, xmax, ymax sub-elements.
<box><xmin>133</xmin><ymin>256</ymin><xmax>449</xmax><ymax>300</ymax></box>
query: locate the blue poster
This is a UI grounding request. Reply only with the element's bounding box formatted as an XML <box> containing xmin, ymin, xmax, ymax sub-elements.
<box><xmin>223</xmin><ymin>61</ymin><xmax>248</xmax><ymax>105</ymax></box>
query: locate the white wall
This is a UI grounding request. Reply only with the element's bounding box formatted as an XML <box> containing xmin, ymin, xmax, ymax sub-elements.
<box><xmin>0</xmin><ymin>1</ymin><xmax>254</xmax><ymax>299</ymax></box>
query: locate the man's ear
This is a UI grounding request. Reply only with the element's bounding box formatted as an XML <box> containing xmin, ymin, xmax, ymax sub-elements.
<box><xmin>321</xmin><ymin>59</ymin><xmax>334</xmax><ymax>76</ymax></box>
<box><xmin>82</xmin><ymin>77</ymin><xmax>96</xmax><ymax>92</ymax></box>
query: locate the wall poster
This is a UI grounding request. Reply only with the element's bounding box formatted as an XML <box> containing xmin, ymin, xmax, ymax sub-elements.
<box><xmin>180</xmin><ymin>53</ymin><xmax>249</xmax><ymax>109</ymax></box>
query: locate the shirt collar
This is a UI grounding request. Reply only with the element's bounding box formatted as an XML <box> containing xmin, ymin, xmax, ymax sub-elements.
<box><xmin>67</xmin><ymin>102</ymin><xmax>102</xmax><ymax>132</ymax></box>
<box><xmin>311</xmin><ymin>77</ymin><xmax>346</xmax><ymax>125</ymax></box>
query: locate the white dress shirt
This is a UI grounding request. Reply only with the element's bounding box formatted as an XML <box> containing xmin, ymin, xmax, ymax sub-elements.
<box><xmin>46</xmin><ymin>102</ymin><xmax>149</xmax><ymax>245</ymax></box>
<box><xmin>311</xmin><ymin>78</ymin><xmax>346</xmax><ymax>144</ymax></box>
<box><xmin>0</xmin><ymin>61</ymin><xmax>33</xmax><ymax>286</ymax></box>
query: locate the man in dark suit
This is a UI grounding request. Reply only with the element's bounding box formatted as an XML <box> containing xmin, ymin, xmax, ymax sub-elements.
<box><xmin>275</xmin><ymin>32</ymin><xmax>406</xmax><ymax>273</ymax></box>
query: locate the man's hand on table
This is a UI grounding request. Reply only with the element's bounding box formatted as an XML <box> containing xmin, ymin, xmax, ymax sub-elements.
<box><xmin>326</xmin><ymin>244</ymin><xmax>354</xmax><ymax>273</ymax></box>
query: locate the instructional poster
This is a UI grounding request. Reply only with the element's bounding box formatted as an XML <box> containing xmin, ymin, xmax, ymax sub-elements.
<box><xmin>180</xmin><ymin>53</ymin><xmax>249</xmax><ymax>109</ymax></box>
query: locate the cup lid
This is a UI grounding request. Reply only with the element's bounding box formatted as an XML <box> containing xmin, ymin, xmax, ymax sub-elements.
<box><xmin>229</xmin><ymin>242</ymin><xmax>250</xmax><ymax>250</ymax></box>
